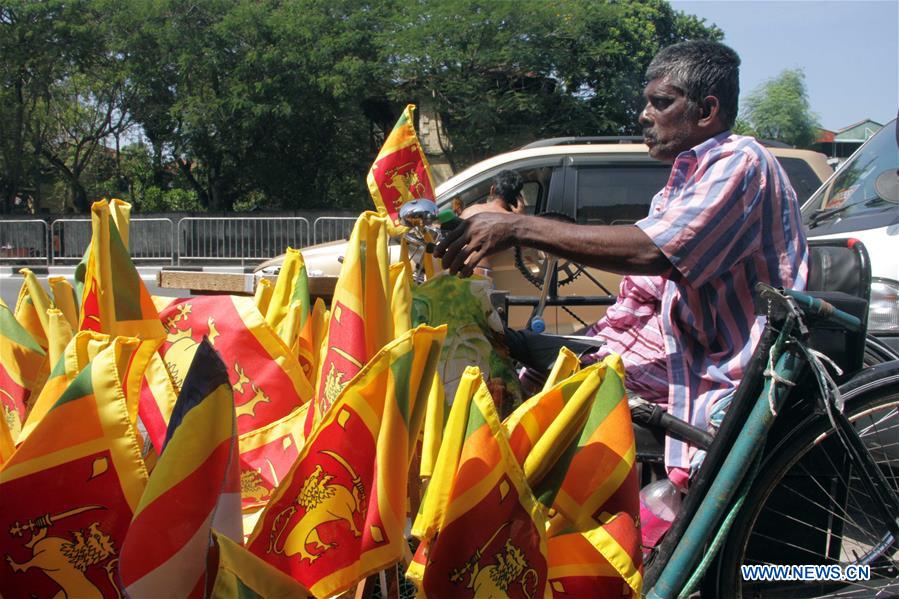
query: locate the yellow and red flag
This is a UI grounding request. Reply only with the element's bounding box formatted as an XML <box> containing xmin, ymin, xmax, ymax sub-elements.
<box><xmin>367</xmin><ymin>104</ymin><xmax>436</xmax><ymax>234</ymax></box>
<box><xmin>254</xmin><ymin>277</ymin><xmax>273</xmax><ymax>316</ymax></box>
<box><xmin>553</xmin><ymin>355</ymin><xmax>639</xmax><ymax>530</ymax></box>
<box><xmin>156</xmin><ymin>295</ymin><xmax>312</xmax><ymax>435</ymax></box>
<box><xmin>307</xmin><ymin>212</ymin><xmax>393</xmax><ymax>433</ymax></box>
<box><xmin>549</xmin><ymin>355</ymin><xmax>642</xmax><ymax>594</ymax></box>
<box><xmin>408</xmin><ymin>368</ymin><xmax>549</xmax><ymax>598</ymax></box>
<box><xmin>77</xmin><ymin>199</ymin><xmax>165</xmax><ymax>339</ymax></box>
<box><xmin>547</xmin><ymin>522</ymin><xmax>642</xmax><ymax>598</ymax></box>
<box><xmin>12</xmin><ymin>271</ymin><xmax>49</xmax><ymax>350</ymax></box>
<box><xmin>247</xmin><ymin>324</ymin><xmax>444</xmax><ymax>598</ymax></box>
<box><xmin>17</xmin><ymin>268</ymin><xmax>52</xmax><ymax>343</ymax></box>
<box><xmin>119</xmin><ymin>338</ymin><xmax>241</xmax><ymax>598</ymax></box>
<box><xmin>0</xmin><ymin>410</ymin><xmax>14</xmax><ymax>466</ymax></box>
<box><xmin>238</xmin><ymin>403</ymin><xmax>308</xmax><ymax>514</ymax></box>
<box><xmin>17</xmin><ymin>331</ymin><xmax>114</xmax><ymax>444</ymax></box>
<box><xmin>0</xmin><ymin>336</ymin><xmax>155</xmax><ymax>597</ymax></box>
<box><xmin>48</xmin><ymin>275</ymin><xmax>79</xmax><ymax>329</ymax></box>
<box><xmin>0</xmin><ymin>299</ymin><xmax>48</xmax><ymax>442</ymax></box>
<box><xmin>265</xmin><ymin>247</ymin><xmax>311</xmax><ymax>336</ymax></box>
<box><xmin>46</xmin><ymin>307</ymin><xmax>74</xmax><ymax>368</ymax></box>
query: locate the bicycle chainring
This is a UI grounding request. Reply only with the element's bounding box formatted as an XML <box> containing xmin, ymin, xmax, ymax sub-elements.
<box><xmin>514</xmin><ymin>211</ymin><xmax>584</xmax><ymax>289</ymax></box>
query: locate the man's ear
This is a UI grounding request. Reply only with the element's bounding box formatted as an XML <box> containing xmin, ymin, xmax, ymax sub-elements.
<box><xmin>699</xmin><ymin>96</ymin><xmax>721</xmax><ymax>127</ymax></box>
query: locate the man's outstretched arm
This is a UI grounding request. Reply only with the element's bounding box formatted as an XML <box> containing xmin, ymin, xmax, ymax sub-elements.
<box><xmin>434</xmin><ymin>211</ymin><xmax>672</xmax><ymax>278</ymax></box>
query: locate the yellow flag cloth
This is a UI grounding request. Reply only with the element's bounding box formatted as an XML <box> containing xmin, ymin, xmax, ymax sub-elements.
<box><xmin>247</xmin><ymin>325</ymin><xmax>445</xmax><ymax>599</ymax></box>
<box><xmin>0</xmin><ymin>337</ymin><xmax>155</xmax><ymax>596</ymax></box>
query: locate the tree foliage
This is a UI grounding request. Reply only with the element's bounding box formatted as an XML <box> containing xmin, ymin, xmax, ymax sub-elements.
<box><xmin>0</xmin><ymin>0</ymin><xmax>721</xmax><ymax>214</ymax></box>
<box><xmin>742</xmin><ymin>68</ymin><xmax>820</xmax><ymax>148</ymax></box>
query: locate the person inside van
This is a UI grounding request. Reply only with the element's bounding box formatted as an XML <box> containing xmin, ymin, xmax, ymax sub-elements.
<box><xmin>458</xmin><ymin>169</ymin><xmax>526</xmax><ymax>278</ymax></box>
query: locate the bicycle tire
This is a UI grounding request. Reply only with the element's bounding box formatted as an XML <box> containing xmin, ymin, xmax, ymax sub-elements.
<box><xmin>711</xmin><ymin>374</ymin><xmax>899</xmax><ymax>598</ymax></box>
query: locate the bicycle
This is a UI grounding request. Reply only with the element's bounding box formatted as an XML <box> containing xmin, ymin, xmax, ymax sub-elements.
<box><xmin>397</xmin><ymin>201</ymin><xmax>899</xmax><ymax>597</ymax></box>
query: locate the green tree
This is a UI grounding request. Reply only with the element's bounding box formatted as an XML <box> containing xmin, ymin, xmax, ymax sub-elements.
<box><xmin>379</xmin><ymin>0</ymin><xmax>721</xmax><ymax>170</ymax></box>
<box><xmin>0</xmin><ymin>2</ymin><xmax>94</xmax><ymax>213</ymax></box>
<box><xmin>742</xmin><ymin>68</ymin><xmax>820</xmax><ymax>148</ymax></box>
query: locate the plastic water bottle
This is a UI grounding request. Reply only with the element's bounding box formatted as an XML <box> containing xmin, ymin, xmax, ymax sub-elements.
<box><xmin>639</xmin><ymin>479</ymin><xmax>682</xmax><ymax>553</ymax></box>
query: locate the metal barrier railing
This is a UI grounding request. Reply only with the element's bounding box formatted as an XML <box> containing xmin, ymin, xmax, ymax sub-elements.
<box><xmin>0</xmin><ymin>219</ymin><xmax>49</xmax><ymax>263</ymax></box>
<box><xmin>313</xmin><ymin>216</ymin><xmax>357</xmax><ymax>245</ymax></box>
<box><xmin>50</xmin><ymin>218</ymin><xmax>176</xmax><ymax>264</ymax></box>
<box><xmin>50</xmin><ymin>219</ymin><xmax>91</xmax><ymax>263</ymax></box>
<box><xmin>177</xmin><ymin>217</ymin><xmax>311</xmax><ymax>265</ymax></box>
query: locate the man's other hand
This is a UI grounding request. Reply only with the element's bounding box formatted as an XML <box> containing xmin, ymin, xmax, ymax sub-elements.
<box><xmin>434</xmin><ymin>212</ymin><xmax>519</xmax><ymax>277</ymax></box>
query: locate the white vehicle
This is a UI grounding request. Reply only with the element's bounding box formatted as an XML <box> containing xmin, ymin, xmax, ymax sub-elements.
<box><xmin>802</xmin><ymin>119</ymin><xmax>899</xmax><ymax>353</ymax></box>
<box><xmin>263</xmin><ymin>137</ymin><xmax>832</xmax><ymax>333</ymax></box>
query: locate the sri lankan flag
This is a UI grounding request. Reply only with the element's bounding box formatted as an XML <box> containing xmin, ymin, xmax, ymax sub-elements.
<box><xmin>157</xmin><ymin>295</ymin><xmax>312</xmax><ymax>434</ymax></box>
<box><xmin>0</xmin><ymin>299</ymin><xmax>49</xmax><ymax>442</ymax></box>
<box><xmin>547</xmin><ymin>523</ymin><xmax>642</xmax><ymax>598</ymax></box>
<box><xmin>265</xmin><ymin>247</ymin><xmax>311</xmax><ymax>337</ymax></box>
<box><xmin>553</xmin><ymin>355</ymin><xmax>639</xmax><ymax>529</ymax></box>
<box><xmin>46</xmin><ymin>307</ymin><xmax>74</xmax><ymax>369</ymax></box>
<box><xmin>549</xmin><ymin>354</ymin><xmax>641</xmax><ymax>595</ymax></box>
<box><xmin>238</xmin><ymin>402</ymin><xmax>308</xmax><ymax>514</ymax></box>
<box><xmin>17</xmin><ymin>331</ymin><xmax>114</xmax><ymax>445</ymax></box>
<box><xmin>17</xmin><ymin>268</ymin><xmax>52</xmax><ymax>345</ymax></box>
<box><xmin>247</xmin><ymin>325</ymin><xmax>445</xmax><ymax>598</ymax></box>
<box><xmin>12</xmin><ymin>270</ymin><xmax>49</xmax><ymax>350</ymax></box>
<box><xmin>308</xmin><ymin>212</ymin><xmax>393</xmax><ymax>433</ymax></box>
<box><xmin>77</xmin><ymin>199</ymin><xmax>165</xmax><ymax>339</ymax></box>
<box><xmin>0</xmin><ymin>336</ymin><xmax>155</xmax><ymax>597</ymax></box>
<box><xmin>366</xmin><ymin>104</ymin><xmax>436</xmax><ymax>235</ymax></box>
<box><xmin>119</xmin><ymin>338</ymin><xmax>241</xmax><ymax>598</ymax></box>
<box><xmin>48</xmin><ymin>275</ymin><xmax>79</xmax><ymax>328</ymax></box>
<box><xmin>408</xmin><ymin>368</ymin><xmax>549</xmax><ymax>598</ymax></box>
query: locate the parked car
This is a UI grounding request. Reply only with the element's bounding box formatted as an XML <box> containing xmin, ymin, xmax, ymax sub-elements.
<box><xmin>262</xmin><ymin>137</ymin><xmax>832</xmax><ymax>333</ymax></box>
<box><xmin>802</xmin><ymin>118</ymin><xmax>899</xmax><ymax>353</ymax></box>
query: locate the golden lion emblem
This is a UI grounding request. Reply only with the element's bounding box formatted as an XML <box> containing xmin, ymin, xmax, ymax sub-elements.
<box><xmin>268</xmin><ymin>451</ymin><xmax>366</xmax><ymax>563</ymax></box>
<box><xmin>450</xmin><ymin>525</ymin><xmax>539</xmax><ymax>599</ymax></box>
<box><xmin>6</xmin><ymin>522</ymin><xmax>118</xmax><ymax>599</ymax></box>
<box><xmin>241</xmin><ymin>469</ymin><xmax>272</xmax><ymax>503</ymax></box>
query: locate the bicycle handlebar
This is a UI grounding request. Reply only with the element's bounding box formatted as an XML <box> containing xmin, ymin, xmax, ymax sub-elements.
<box><xmin>782</xmin><ymin>289</ymin><xmax>863</xmax><ymax>332</ymax></box>
<box><xmin>755</xmin><ymin>283</ymin><xmax>863</xmax><ymax>333</ymax></box>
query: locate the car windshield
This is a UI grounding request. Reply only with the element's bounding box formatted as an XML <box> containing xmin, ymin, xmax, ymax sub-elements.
<box><xmin>803</xmin><ymin>119</ymin><xmax>898</xmax><ymax>228</ymax></box>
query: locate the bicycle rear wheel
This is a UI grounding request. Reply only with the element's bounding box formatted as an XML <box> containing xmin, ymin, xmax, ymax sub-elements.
<box><xmin>712</xmin><ymin>382</ymin><xmax>899</xmax><ymax>598</ymax></box>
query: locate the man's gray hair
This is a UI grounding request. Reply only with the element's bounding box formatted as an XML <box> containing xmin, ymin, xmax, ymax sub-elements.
<box><xmin>646</xmin><ymin>40</ymin><xmax>740</xmax><ymax>128</ymax></box>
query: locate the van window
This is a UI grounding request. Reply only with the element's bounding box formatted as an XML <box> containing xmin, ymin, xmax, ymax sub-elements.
<box><xmin>447</xmin><ymin>165</ymin><xmax>553</xmax><ymax>216</ymax></box>
<box><xmin>574</xmin><ymin>164</ymin><xmax>670</xmax><ymax>225</ymax></box>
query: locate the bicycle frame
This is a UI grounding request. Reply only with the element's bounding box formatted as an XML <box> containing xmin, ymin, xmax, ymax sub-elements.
<box><xmin>645</xmin><ymin>284</ymin><xmax>899</xmax><ymax>598</ymax></box>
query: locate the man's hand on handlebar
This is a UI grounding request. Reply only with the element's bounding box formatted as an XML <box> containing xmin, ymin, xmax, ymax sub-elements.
<box><xmin>434</xmin><ymin>212</ymin><xmax>520</xmax><ymax>277</ymax></box>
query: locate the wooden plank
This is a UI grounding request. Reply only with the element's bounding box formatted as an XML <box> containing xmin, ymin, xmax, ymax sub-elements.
<box><xmin>156</xmin><ymin>269</ymin><xmax>338</xmax><ymax>298</ymax></box>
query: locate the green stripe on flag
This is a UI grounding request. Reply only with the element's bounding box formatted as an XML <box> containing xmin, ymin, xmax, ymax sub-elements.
<box><xmin>0</xmin><ymin>303</ymin><xmax>45</xmax><ymax>354</ymax></box>
<box><xmin>52</xmin><ymin>363</ymin><xmax>94</xmax><ymax>409</ymax></box>
<box><xmin>408</xmin><ymin>339</ymin><xmax>442</xmax><ymax>436</ymax></box>
<box><xmin>577</xmin><ymin>369</ymin><xmax>625</xmax><ymax>447</ymax></box>
<box><xmin>107</xmin><ymin>213</ymin><xmax>145</xmax><ymax>322</ymax></box>
<box><xmin>389</xmin><ymin>349</ymin><xmax>413</xmax><ymax>425</ymax></box>
<box><xmin>464</xmin><ymin>397</ymin><xmax>488</xmax><ymax>441</ymax></box>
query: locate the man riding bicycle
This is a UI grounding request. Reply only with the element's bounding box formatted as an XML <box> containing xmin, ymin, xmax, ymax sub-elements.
<box><xmin>435</xmin><ymin>40</ymin><xmax>809</xmax><ymax>485</ymax></box>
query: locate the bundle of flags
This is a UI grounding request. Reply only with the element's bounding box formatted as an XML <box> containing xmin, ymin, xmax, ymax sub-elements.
<box><xmin>0</xmin><ymin>105</ymin><xmax>642</xmax><ymax>598</ymax></box>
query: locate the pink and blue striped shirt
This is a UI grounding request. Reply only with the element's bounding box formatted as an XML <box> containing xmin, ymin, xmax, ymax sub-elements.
<box><xmin>588</xmin><ymin>132</ymin><xmax>808</xmax><ymax>470</ymax></box>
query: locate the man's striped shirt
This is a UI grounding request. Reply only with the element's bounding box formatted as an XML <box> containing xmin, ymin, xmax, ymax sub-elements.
<box><xmin>633</xmin><ymin>132</ymin><xmax>808</xmax><ymax>469</ymax></box>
